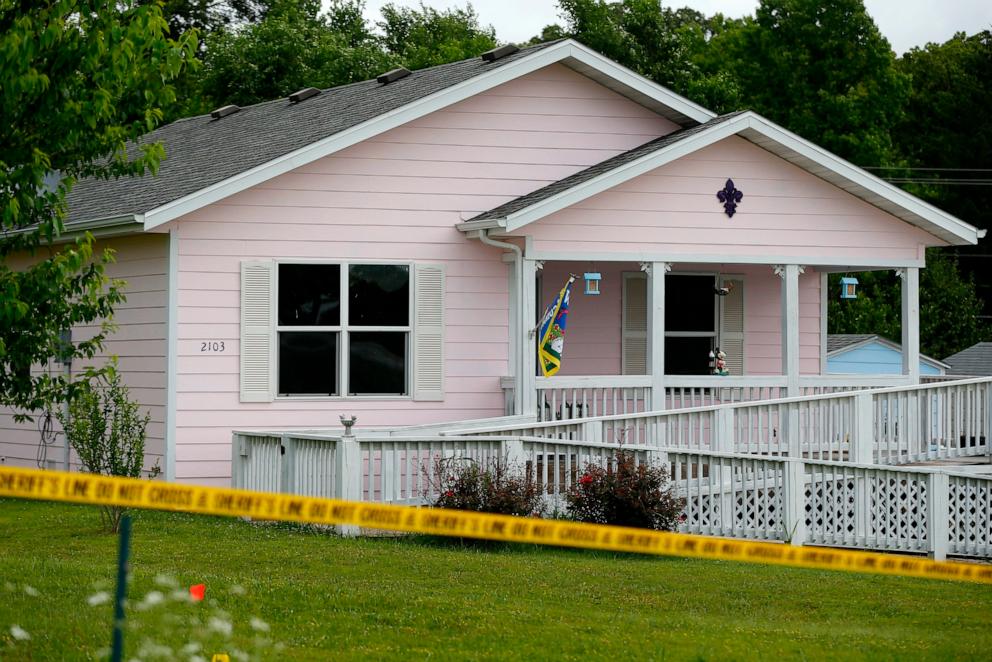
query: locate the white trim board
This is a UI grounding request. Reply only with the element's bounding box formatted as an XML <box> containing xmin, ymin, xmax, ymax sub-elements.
<box><xmin>468</xmin><ymin>112</ymin><xmax>981</xmax><ymax>246</ymax></box>
<box><xmin>520</xmin><ymin>250</ymin><xmax>925</xmax><ymax>269</ymax></box>
<box><xmin>141</xmin><ymin>40</ymin><xmax>714</xmax><ymax>231</ymax></box>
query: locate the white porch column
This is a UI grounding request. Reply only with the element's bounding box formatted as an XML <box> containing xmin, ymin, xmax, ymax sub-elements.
<box><xmin>520</xmin><ymin>258</ymin><xmax>539</xmax><ymax>416</ymax></box>
<box><xmin>900</xmin><ymin>267</ymin><xmax>921</xmax><ymax>383</ymax></box>
<box><xmin>777</xmin><ymin>264</ymin><xmax>802</xmax><ymax>396</ymax></box>
<box><xmin>646</xmin><ymin>262</ymin><xmax>669</xmax><ymax>410</ymax></box>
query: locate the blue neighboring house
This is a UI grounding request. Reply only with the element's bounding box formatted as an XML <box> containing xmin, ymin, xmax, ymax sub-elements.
<box><xmin>827</xmin><ymin>334</ymin><xmax>947</xmax><ymax>376</ymax></box>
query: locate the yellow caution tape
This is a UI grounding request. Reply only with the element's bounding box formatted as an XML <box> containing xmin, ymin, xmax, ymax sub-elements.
<box><xmin>1</xmin><ymin>465</ymin><xmax>990</xmax><ymax>585</ymax></box>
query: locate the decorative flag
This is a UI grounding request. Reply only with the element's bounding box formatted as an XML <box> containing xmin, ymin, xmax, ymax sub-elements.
<box><xmin>538</xmin><ymin>278</ymin><xmax>574</xmax><ymax>377</ymax></box>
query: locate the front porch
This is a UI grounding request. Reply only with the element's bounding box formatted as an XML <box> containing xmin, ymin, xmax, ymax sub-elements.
<box><xmin>499</xmin><ymin>258</ymin><xmax>922</xmax><ymax>421</ymax></box>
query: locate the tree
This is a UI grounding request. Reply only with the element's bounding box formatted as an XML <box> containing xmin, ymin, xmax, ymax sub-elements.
<box><xmin>553</xmin><ymin>0</ymin><xmax>742</xmax><ymax>112</ymax></box>
<box><xmin>0</xmin><ymin>1</ymin><xmax>197</xmax><ymax>417</ymax></box>
<box><xmin>893</xmin><ymin>31</ymin><xmax>992</xmax><ymax>320</ymax></box>
<box><xmin>378</xmin><ymin>2</ymin><xmax>497</xmax><ymax>70</ymax></box>
<box><xmin>828</xmin><ymin>250</ymin><xmax>987</xmax><ymax>360</ymax></box>
<box><xmin>194</xmin><ymin>0</ymin><xmax>393</xmax><ymax>109</ymax></box>
<box><xmin>709</xmin><ymin>0</ymin><xmax>909</xmax><ymax>167</ymax></box>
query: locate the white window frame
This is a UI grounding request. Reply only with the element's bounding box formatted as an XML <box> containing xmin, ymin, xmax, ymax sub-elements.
<box><xmin>274</xmin><ymin>259</ymin><xmax>414</xmax><ymax>400</ymax></box>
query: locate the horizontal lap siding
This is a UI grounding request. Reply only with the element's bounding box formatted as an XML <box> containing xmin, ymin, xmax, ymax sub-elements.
<box><xmin>527</xmin><ymin>136</ymin><xmax>941</xmax><ymax>260</ymax></box>
<box><xmin>0</xmin><ymin>234</ymin><xmax>168</xmax><ymax>473</ymax></box>
<box><xmin>172</xmin><ymin>64</ymin><xmax>678</xmax><ymax>483</ymax></box>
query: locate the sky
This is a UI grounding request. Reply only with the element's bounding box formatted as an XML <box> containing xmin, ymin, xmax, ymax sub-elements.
<box><xmin>359</xmin><ymin>0</ymin><xmax>992</xmax><ymax>56</ymax></box>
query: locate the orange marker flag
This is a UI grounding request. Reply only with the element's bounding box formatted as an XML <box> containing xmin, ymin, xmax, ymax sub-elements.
<box><xmin>190</xmin><ymin>583</ymin><xmax>205</xmax><ymax>602</ymax></box>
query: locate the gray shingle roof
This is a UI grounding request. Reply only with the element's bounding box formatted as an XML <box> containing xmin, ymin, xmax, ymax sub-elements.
<box><xmin>65</xmin><ymin>41</ymin><xmax>563</xmax><ymax>223</ymax></box>
<box><xmin>827</xmin><ymin>334</ymin><xmax>878</xmax><ymax>353</ymax></box>
<box><xmin>466</xmin><ymin>111</ymin><xmax>746</xmax><ymax>222</ymax></box>
<box><xmin>942</xmin><ymin>342</ymin><xmax>992</xmax><ymax>376</ymax></box>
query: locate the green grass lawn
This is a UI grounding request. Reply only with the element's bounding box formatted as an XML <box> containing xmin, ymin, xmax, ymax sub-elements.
<box><xmin>1</xmin><ymin>499</ymin><xmax>990</xmax><ymax>661</ymax></box>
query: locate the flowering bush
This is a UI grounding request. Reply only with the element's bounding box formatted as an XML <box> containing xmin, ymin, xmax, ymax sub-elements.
<box><xmin>566</xmin><ymin>450</ymin><xmax>684</xmax><ymax>530</ymax></box>
<box><xmin>430</xmin><ymin>457</ymin><xmax>544</xmax><ymax>517</ymax></box>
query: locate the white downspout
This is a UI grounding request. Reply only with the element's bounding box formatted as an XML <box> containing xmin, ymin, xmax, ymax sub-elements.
<box><xmin>479</xmin><ymin>229</ymin><xmax>523</xmax><ymax>415</ymax></box>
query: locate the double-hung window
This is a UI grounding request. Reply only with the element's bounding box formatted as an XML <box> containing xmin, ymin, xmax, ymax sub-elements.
<box><xmin>276</xmin><ymin>263</ymin><xmax>410</xmax><ymax>397</ymax></box>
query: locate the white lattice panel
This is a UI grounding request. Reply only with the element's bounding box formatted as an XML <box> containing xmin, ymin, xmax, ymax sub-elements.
<box><xmin>949</xmin><ymin>477</ymin><xmax>992</xmax><ymax>557</ymax></box>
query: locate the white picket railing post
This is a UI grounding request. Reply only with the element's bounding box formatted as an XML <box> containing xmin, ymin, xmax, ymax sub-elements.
<box><xmin>231</xmin><ymin>433</ymin><xmax>246</xmax><ymax>489</ymax></box>
<box><xmin>784</xmin><ymin>403</ymin><xmax>801</xmax><ymax>457</ymax></box>
<box><xmin>335</xmin><ymin>418</ymin><xmax>362</xmax><ymax>537</ymax></box>
<box><xmin>714</xmin><ymin>407</ymin><xmax>735</xmax><ymax>452</ymax></box>
<box><xmin>280</xmin><ymin>433</ymin><xmax>295</xmax><ymax>494</ymax></box>
<box><xmin>782</xmin><ymin>458</ymin><xmax>807</xmax><ymax>546</ymax></box>
<box><xmin>852</xmin><ymin>392</ymin><xmax>875</xmax><ymax>464</ymax></box>
<box><xmin>927</xmin><ymin>472</ymin><xmax>949</xmax><ymax>561</ymax></box>
<box><xmin>581</xmin><ymin>420</ymin><xmax>603</xmax><ymax>443</ymax></box>
<box><xmin>712</xmin><ymin>410</ymin><xmax>735</xmax><ymax>531</ymax></box>
<box><xmin>502</xmin><ymin>436</ymin><xmax>525</xmax><ymax>471</ymax></box>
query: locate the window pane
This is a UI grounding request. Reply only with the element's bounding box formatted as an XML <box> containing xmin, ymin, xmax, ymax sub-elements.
<box><xmin>665</xmin><ymin>337</ymin><xmax>714</xmax><ymax>375</ymax></box>
<box><xmin>666</xmin><ymin>275</ymin><xmax>716</xmax><ymax>332</ymax></box>
<box><xmin>348</xmin><ymin>265</ymin><xmax>409</xmax><ymax>326</ymax></box>
<box><xmin>279</xmin><ymin>332</ymin><xmax>337</xmax><ymax>395</ymax></box>
<box><xmin>278</xmin><ymin>264</ymin><xmax>340</xmax><ymax>326</ymax></box>
<box><xmin>349</xmin><ymin>332</ymin><xmax>407</xmax><ymax>395</ymax></box>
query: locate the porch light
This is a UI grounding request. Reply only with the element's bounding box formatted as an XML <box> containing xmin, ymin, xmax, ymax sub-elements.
<box><xmin>840</xmin><ymin>276</ymin><xmax>859</xmax><ymax>299</ymax></box>
<box><xmin>583</xmin><ymin>272</ymin><xmax>601</xmax><ymax>295</ymax></box>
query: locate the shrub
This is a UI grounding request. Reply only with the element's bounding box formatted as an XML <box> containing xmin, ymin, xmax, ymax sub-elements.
<box><xmin>430</xmin><ymin>457</ymin><xmax>543</xmax><ymax>518</ymax></box>
<box><xmin>566</xmin><ymin>450</ymin><xmax>684</xmax><ymax>531</ymax></box>
<box><xmin>57</xmin><ymin>369</ymin><xmax>156</xmax><ymax>532</ymax></box>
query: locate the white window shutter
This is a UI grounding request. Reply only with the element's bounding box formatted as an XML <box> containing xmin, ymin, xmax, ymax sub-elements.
<box><xmin>720</xmin><ymin>278</ymin><xmax>745</xmax><ymax>376</ymax></box>
<box><xmin>240</xmin><ymin>260</ymin><xmax>274</xmax><ymax>402</ymax></box>
<box><xmin>413</xmin><ymin>263</ymin><xmax>445</xmax><ymax>401</ymax></box>
<box><xmin>622</xmin><ymin>274</ymin><xmax>647</xmax><ymax>375</ymax></box>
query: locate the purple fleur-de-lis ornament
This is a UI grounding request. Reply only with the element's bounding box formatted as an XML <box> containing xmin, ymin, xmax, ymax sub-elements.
<box><xmin>716</xmin><ymin>179</ymin><xmax>743</xmax><ymax>217</ymax></box>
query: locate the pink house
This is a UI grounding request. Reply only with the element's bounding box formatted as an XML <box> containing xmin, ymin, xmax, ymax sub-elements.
<box><xmin>2</xmin><ymin>40</ymin><xmax>983</xmax><ymax>486</ymax></box>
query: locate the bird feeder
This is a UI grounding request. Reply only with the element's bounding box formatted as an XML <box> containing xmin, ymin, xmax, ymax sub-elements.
<box><xmin>583</xmin><ymin>272</ymin><xmax>601</xmax><ymax>295</ymax></box>
<box><xmin>840</xmin><ymin>276</ymin><xmax>859</xmax><ymax>300</ymax></box>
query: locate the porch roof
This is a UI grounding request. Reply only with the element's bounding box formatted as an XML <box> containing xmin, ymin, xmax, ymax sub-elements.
<box><xmin>458</xmin><ymin>111</ymin><xmax>983</xmax><ymax>247</ymax></box>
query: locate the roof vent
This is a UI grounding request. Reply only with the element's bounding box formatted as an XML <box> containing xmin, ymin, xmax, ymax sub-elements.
<box><xmin>377</xmin><ymin>67</ymin><xmax>411</xmax><ymax>84</ymax></box>
<box><xmin>210</xmin><ymin>104</ymin><xmax>240</xmax><ymax>119</ymax></box>
<box><xmin>481</xmin><ymin>44</ymin><xmax>519</xmax><ymax>62</ymax></box>
<box><xmin>288</xmin><ymin>87</ymin><xmax>321</xmax><ymax>103</ymax></box>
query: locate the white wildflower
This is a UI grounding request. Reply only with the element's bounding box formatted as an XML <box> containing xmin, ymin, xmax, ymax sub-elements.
<box><xmin>142</xmin><ymin>591</ymin><xmax>165</xmax><ymax>607</ymax></box>
<box><xmin>189</xmin><ymin>656</ymin><xmax>208</xmax><ymax>662</ymax></box>
<box><xmin>207</xmin><ymin>616</ymin><xmax>233</xmax><ymax>637</ymax></box>
<box><xmin>229</xmin><ymin>585</ymin><xmax>246</xmax><ymax>596</ymax></box>
<box><xmin>181</xmin><ymin>642</ymin><xmax>202</xmax><ymax>655</ymax></box>
<box><xmin>23</xmin><ymin>585</ymin><xmax>39</xmax><ymax>597</ymax></box>
<box><xmin>10</xmin><ymin>625</ymin><xmax>30</xmax><ymax>641</ymax></box>
<box><xmin>249</xmin><ymin>617</ymin><xmax>270</xmax><ymax>633</ymax></box>
<box><xmin>88</xmin><ymin>591</ymin><xmax>112</xmax><ymax>607</ymax></box>
<box><xmin>169</xmin><ymin>589</ymin><xmax>192</xmax><ymax>603</ymax></box>
<box><xmin>153</xmin><ymin>574</ymin><xmax>178</xmax><ymax>588</ymax></box>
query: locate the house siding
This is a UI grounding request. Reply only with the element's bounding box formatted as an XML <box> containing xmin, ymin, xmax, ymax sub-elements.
<box><xmin>0</xmin><ymin>234</ymin><xmax>168</xmax><ymax>473</ymax></box>
<box><xmin>539</xmin><ymin>262</ymin><xmax>821</xmax><ymax>376</ymax></box>
<box><xmin>828</xmin><ymin>342</ymin><xmax>943</xmax><ymax>376</ymax></box>
<box><xmin>169</xmin><ymin>64</ymin><xmax>679</xmax><ymax>484</ymax></box>
<box><xmin>523</xmin><ymin>135</ymin><xmax>943</xmax><ymax>261</ymax></box>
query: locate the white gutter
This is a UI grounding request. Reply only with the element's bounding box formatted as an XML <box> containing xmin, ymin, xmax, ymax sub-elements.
<box><xmin>479</xmin><ymin>229</ymin><xmax>523</xmax><ymax>415</ymax></box>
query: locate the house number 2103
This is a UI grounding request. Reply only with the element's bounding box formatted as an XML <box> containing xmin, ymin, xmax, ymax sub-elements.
<box><xmin>201</xmin><ymin>341</ymin><xmax>226</xmax><ymax>352</ymax></box>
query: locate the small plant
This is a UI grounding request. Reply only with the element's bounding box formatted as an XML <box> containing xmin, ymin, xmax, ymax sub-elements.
<box><xmin>566</xmin><ymin>450</ymin><xmax>684</xmax><ymax>531</ymax></box>
<box><xmin>57</xmin><ymin>369</ymin><xmax>157</xmax><ymax>532</ymax></box>
<box><xmin>430</xmin><ymin>457</ymin><xmax>544</xmax><ymax>518</ymax></box>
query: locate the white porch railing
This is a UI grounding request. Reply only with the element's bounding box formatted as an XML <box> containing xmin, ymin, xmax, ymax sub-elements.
<box><xmin>231</xmin><ymin>429</ymin><xmax>992</xmax><ymax>559</ymax></box>
<box><xmin>507</xmin><ymin>374</ymin><xmax>918</xmax><ymax>419</ymax></box>
<box><xmin>454</xmin><ymin>377</ymin><xmax>992</xmax><ymax>465</ymax></box>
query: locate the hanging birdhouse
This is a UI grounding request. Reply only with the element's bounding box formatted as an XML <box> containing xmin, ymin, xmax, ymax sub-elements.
<box><xmin>583</xmin><ymin>272</ymin><xmax>601</xmax><ymax>295</ymax></box>
<box><xmin>839</xmin><ymin>276</ymin><xmax>859</xmax><ymax>300</ymax></box>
